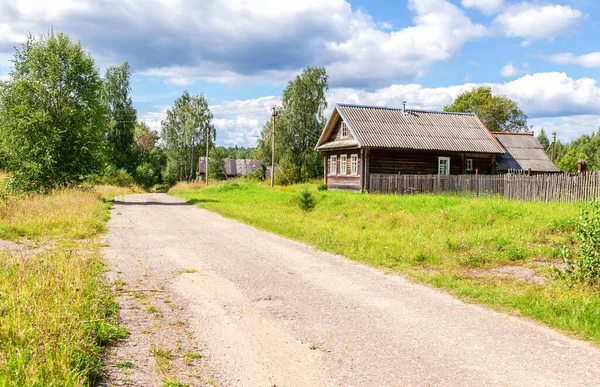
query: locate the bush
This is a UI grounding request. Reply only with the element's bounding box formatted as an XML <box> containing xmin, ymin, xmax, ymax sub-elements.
<box><xmin>561</xmin><ymin>201</ymin><xmax>600</xmax><ymax>284</ymax></box>
<box><xmin>276</xmin><ymin>157</ymin><xmax>300</xmax><ymax>186</ymax></box>
<box><xmin>248</xmin><ymin>167</ymin><xmax>265</xmax><ymax>181</ymax></box>
<box><xmin>86</xmin><ymin>165</ymin><xmax>134</xmax><ymax>187</ymax></box>
<box><xmin>298</xmin><ymin>188</ymin><xmax>317</xmax><ymax>212</ymax></box>
<box><xmin>135</xmin><ymin>163</ymin><xmax>157</xmax><ymax>190</ymax></box>
<box><xmin>317</xmin><ymin>183</ymin><xmax>328</xmax><ymax>191</ymax></box>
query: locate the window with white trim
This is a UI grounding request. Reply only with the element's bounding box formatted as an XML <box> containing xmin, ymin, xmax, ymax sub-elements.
<box><xmin>329</xmin><ymin>155</ymin><xmax>337</xmax><ymax>175</ymax></box>
<box><xmin>438</xmin><ymin>157</ymin><xmax>450</xmax><ymax>176</ymax></box>
<box><xmin>340</xmin><ymin>154</ymin><xmax>347</xmax><ymax>175</ymax></box>
<box><xmin>466</xmin><ymin>158</ymin><xmax>473</xmax><ymax>171</ymax></box>
<box><xmin>341</xmin><ymin>122</ymin><xmax>347</xmax><ymax>137</ymax></box>
<box><xmin>351</xmin><ymin>154</ymin><xmax>358</xmax><ymax>175</ymax></box>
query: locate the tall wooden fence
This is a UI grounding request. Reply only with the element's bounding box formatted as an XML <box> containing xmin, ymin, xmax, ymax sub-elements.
<box><xmin>369</xmin><ymin>172</ymin><xmax>600</xmax><ymax>202</ymax></box>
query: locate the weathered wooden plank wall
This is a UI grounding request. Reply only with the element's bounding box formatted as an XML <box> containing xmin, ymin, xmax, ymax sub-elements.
<box><xmin>369</xmin><ymin>172</ymin><xmax>600</xmax><ymax>202</ymax></box>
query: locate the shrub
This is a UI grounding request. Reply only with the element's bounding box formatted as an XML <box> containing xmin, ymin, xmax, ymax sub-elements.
<box><xmin>276</xmin><ymin>157</ymin><xmax>300</xmax><ymax>186</ymax></box>
<box><xmin>317</xmin><ymin>183</ymin><xmax>328</xmax><ymax>191</ymax></box>
<box><xmin>135</xmin><ymin>163</ymin><xmax>157</xmax><ymax>190</ymax></box>
<box><xmin>561</xmin><ymin>200</ymin><xmax>600</xmax><ymax>284</ymax></box>
<box><xmin>248</xmin><ymin>167</ymin><xmax>265</xmax><ymax>181</ymax></box>
<box><xmin>86</xmin><ymin>165</ymin><xmax>134</xmax><ymax>187</ymax></box>
<box><xmin>298</xmin><ymin>188</ymin><xmax>317</xmax><ymax>212</ymax></box>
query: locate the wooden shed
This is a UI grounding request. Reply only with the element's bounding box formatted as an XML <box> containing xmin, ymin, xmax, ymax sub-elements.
<box><xmin>493</xmin><ymin>132</ymin><xmax>560</xmax><ymax>174</ymax></box>
<box><xmin>315</xmin><ymin>103</ymin><xmax>506</xmax><ymax>191</ymax></box>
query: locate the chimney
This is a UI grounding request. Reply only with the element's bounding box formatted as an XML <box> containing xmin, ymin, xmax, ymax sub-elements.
<box><xmin>402</xmin><ymin>101</ymin><xmax>406</xmax><ymax>113</ymax></box>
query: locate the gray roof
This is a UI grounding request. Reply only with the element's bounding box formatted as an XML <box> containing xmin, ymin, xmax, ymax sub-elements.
<box><xmin>315</xmin><ymin>139</ymin><xmax>359</xmax><ymax>150</ymax></box>
<box><xmin>316</xmin><ymin>104</ymin><xmax>505</xmax><ymax>154</ymax></box>
<box><xmin>198</xmin><ymin>158</ymin><xmax>262</xmax><ymax>176</ymax></box>
<box><xmin>494</xmin><ymin>133</ymin><xmax>560</xmax><ymax>172</ymax></box>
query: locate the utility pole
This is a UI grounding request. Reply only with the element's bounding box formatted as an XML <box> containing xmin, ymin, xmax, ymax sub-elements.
<box><xmin>271</xmin><ymin>106</ymin><xmax>277</xmax><ymax>187</ymax></box>
<box><xmin>552</xmin><ymin>131</ymin><xmax>557</xmax><ymax>162</ymax></box>
<box><xmin>205</xmin><ymin>126</ymin><xmax>210</xmax><ymax>187</ymax></box>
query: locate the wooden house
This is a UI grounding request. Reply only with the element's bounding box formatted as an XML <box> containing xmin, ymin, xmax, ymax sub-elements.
<box><xmin>198</xmin><ymin>157</ymin><xmax>264</xmax><ymax>179</ymax></box>
<box><xmin>315</xmin><ymin>103</ymin><xmax>506</xmax><ymax>191</ymax></box>
<box><xmin>493</xmin><ymin>132</ymin><xmax>560</xmax><ymax>174</ymax></box>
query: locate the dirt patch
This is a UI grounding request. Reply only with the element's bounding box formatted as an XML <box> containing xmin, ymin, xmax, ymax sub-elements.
<box><xmin>470</xmin><ymin>265</ymin><xmax>546</xmax><ymax>285</ymax></box>
<box><xmin>0</xmin><ymin>238</ymin><xmax>27</xmax><ymax>252</ymax></box>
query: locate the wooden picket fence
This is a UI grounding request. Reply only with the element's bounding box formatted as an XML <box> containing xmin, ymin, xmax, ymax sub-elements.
<box><xmin>369</xmin><ymin>172</ymin><xmax>600</xmax><ymax>202</ymax></box>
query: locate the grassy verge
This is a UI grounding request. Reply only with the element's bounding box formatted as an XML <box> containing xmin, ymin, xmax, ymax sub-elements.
<box><xmin>0</xmin><ymin>187</ymin><xmax>133</xmax><ymax>386</ymax></box>
<box><xmin>171</xmin><ymin>181</ymin><xmax>600</xmax><ymax>344</ymax></box>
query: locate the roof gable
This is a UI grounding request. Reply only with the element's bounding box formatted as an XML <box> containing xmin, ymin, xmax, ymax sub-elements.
<box><xmin>316</xmin><ymin>104</ymin><xmax>505</xmax><ymax>154</ymax></box>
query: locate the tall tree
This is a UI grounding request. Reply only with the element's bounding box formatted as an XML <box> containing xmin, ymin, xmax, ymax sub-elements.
<box><xmin>104</xmin><ymin>62</ymin><xmax>137</xmax><ymax>171</ymax></box>
<box><xmin>536</xmin><ymin>128</ymin><xmax>550</xmax><ymax>150</ymax></box>
<box><xmin>161</xmin><ymin>91</ymin><xmax>214</xmax><ymax>182</ymax></box>
<box><xmin>444</xmin><ymin>86</ymin><xmax>528</xmax><ymax>132</ymax></box>
<box><xmin>0</xmin><ymin>30</ymin><xmax>107</xmax><ymax>191</ymax></box>
<box><xmin>256</xmin><ymin>66</ymin><xmax>328</xmax><ymax>183</ymax></box>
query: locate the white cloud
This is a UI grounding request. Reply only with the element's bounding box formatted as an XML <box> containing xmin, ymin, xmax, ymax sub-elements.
<box><xmin>494</xmin><ymin>4</ymin><xmax>583</xmax><ymax>46</ymax></box>
<box><xmin>0</xmin><ymin>0</ymin><xmax>486</xmax><ymax>88</ymax></box>
<box><xmin>548</xmin><ymin>52</ymin><xmax>600</xmax><ymax>68</ymax></box>
<box><xmin>140</xmin><ymin>72</ymin><xmax>600</xmax><ymax>147</ymax></box>
<box><xmin>461</xmin><ymin>0</ymin><xmax>503</xmax><ymax>15</ymax></box>
<box><xmin>499</xmin><ymin>62</ymin><xmax>520</xmax><ymax>78</ymax></box>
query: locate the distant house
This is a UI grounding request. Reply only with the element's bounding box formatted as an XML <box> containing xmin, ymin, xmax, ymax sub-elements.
<box><xmin>315</xmin><ymin>103</ymin><xmax>506</xmax><ymax>191</ymax></box>
<box><xmin>493</xmin><ymin>132</ymin><xmax>560</xmax><ymax>174</ymax></box>
<box><xmin>198</xmin><ymin>157</ymin><xmax>263</xmax><ymax>179</ymax></box>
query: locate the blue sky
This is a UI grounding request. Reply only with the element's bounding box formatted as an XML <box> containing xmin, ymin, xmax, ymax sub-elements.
<box><xmin>1</xmin><ymin>0</ymin><xmax>599</xmax><ymax>146</ymax></box>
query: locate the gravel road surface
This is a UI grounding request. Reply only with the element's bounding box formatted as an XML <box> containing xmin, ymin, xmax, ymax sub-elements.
<box><xmin>102</xmin><ymin>193</ymin><xmax>600</xmax><ymax>386</ymax></box>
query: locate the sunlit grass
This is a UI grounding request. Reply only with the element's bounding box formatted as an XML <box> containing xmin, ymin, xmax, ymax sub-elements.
<box><xmin>0</xmin><ymin>185</ymin><xmax>133</xmax><ymax>385</ymax></box>
<box><xmin>171</xmin><ymin>181</ymin><xmax>600</xmax><ymax>344</ymax></box>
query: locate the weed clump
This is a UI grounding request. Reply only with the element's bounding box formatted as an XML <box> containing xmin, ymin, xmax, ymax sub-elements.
<box><xmin>317</xmin><ymin>183</ymin><xmax>328</xmax><ymax>191</ymax></box>
<box><xmin>298</xmin><ymin>188</ymin><xmax>317</xmax><ymax>212</ymax></box>
<box><xmin>561</xmin><ymin>200</ymin><xmax>600</xmax><ymax>284</ymax></box>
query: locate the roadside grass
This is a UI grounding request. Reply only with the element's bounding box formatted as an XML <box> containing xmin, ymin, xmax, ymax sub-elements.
<box><xmin>0</xmin><ymin>186</ymin><xmax>134</xmax><ymax>386</ymax></box>
<box><xmin>170</xmin><ymin>181</ymin><xmax>600</xmax><ymax>344</ymax></box>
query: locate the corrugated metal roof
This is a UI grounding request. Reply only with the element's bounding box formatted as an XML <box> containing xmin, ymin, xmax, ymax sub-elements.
<box><xmin>494</xmin><ymin>133</ymin><xmax>560</xmax><ymax>172</ymax></box>
<box><xmin>198</xmin><ymin>158</ymin><xmax>263</xmax><ymax>176</ymax></box>
<box><xmin>319</xmin><ymin>104</ymin><xmax>504</xmax><ymax>154</ymax></box>
<box><xmin>315</xmin><ymin>139</ymin><xmax>359</xmax><ymax>151</ymax></box>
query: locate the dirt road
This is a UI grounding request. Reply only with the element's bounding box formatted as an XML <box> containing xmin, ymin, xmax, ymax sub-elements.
<box><xmin>102</xmin><ymin>193</ymin><xmax>600</xmax><ymax>386</ymax></box>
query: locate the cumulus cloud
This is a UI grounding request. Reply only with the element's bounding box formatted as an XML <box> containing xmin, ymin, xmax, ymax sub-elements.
<box><xmin>494</xmin><ymin>3</ymin><xmax>583</xmax><ymax>46</ymax></box>
<box><xmin>499</xmin><ymin>62</ymin><xmax>520</xmax><ymax>78</ymax></box>
<box><xmin>461</xmin><ymin>0</ymin><xmax>503</xmax><ymax>15</ymax></box>
<box><xmin>0</xmin><ymin>0</ymin><xmax>486</xmax><ymax>88</ymax></box>
<box><xmin>548</xmin><ymin>52</ymin><xmax>600</xmax><ymax>68</ymax></box>
<box><xmin>139</xmin><ymin>72</ymin><xmax>600</xmax><ymax>146</ymax></box>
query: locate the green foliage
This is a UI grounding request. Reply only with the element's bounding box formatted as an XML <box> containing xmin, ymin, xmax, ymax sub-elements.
<box><xmin>298</xmin><ymin>188</ymin><xmax>317</xmax><ymax>212</ymax></box>
<box><xmin>536</xmin><ymin>128</ymin><xmax>551</xmax><ymax>150</ymax></box>
<box><xmin>275</xmin><ymin>156</ymin><xmax>300</xmax><ymax>186</ymax></box>
<box><xmin>208</xmin><ymin>147</ymin><xmax>226</xmax><ymax>180</ymax></box>
<box><xmin>248</xmin><ymin>167</ymin><xmax>265</xmax><ymax>181</ymax></box>
<box><xmin>316</xmin><ymin>183</ymin><xmax>328</xmax><ymax>191</ymax></box>
<box><xmin>218</xmin><ymin>146</ymin><xmax>255</xmax><ymax>159</ymax></box>
<box><xmin>554</xmin><ymin>131</ymin><xmax>600</xmax><ymax>172</ymax></box>
<box><xmin>87</xmin><ymin>165</ymin><xmax>134</xmax><ymax>187</ymax></box>
<box><xmin>135</xmin><ymin>163</ymin><xmax>157</xmax><ymax>189</ymax></box>
<box><xmin>561</xmin><ymin>201</ymin><xmax>600</xmax><ymax>284</ymax></box>
<box><xmin>0</xmin><ymin>30</ymin><xmax>107</xmax><ymax>191</ymax></box>
<box><xmin>135</xmin><ymin>122</ymin><xmax>158</xmax><ymax>151</ymax></box>
<box><xmin>104</xmin><ymin>62</ymin><xmax>137</xmax><ymax>172</ymax></box>
<box><xmin>161</xmin><ymin>91</ymin><xmax>214</xmax><ymax>182</ymax></box>
<box><xmin>444</xmin><ymin>86</ymin><xmax>528</xmax><ymax>132</ymax></box>
<box><xmin>256</xmin><ymin>66</ymin><xmax>328</xmax><ymax>182</ymax></box>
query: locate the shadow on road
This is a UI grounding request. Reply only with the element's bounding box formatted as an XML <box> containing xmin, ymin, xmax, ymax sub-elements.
<box><xmin>112</xmin><ymin>200</ymin><xmax>192</xmax><ymax>206</ymax></box>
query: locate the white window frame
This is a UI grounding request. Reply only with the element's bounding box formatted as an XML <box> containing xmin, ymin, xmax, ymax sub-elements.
<box><xmin>351</xmin><ymin>154</ymin><xmax>358</xmax><ymax>175</ymax></box>
<box><xmin>329</xmin><ymin>155</ymin><xmax>337</xmax><ymax>175</ymax></box>
<box><xmin>466</xmin><ymin>158</ymin><xmax>473</xmax><ymax>171</ymax></box>
<box><xmin>341</xmin><ymin>122</ymin><xmax>347</xmax><ymax>138</ymax></box>
<box><xmin>438</xmin><ymin>157</ymin><xmax>450</xmax><ymax>176</ymax></box>
<box><xmin>340</xmin><ymin>154</ymin><xmax>347</xmax><ymax>175</ymax></box>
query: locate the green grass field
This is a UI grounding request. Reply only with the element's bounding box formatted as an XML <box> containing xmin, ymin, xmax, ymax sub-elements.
<box><xmin>0</xmin><ymin>188</ymin><xmax>132</xmax><ymax>386</ymax></box>
<box><xmin>172</xmin><ymin>181</ymin><xmax>600</xmax><ymax>344</ymax></box>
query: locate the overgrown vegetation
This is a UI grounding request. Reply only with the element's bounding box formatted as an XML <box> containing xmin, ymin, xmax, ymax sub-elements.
<box><xmin>172</xmin><ymin>182</ymin><xmax>600</xmax><ymax>344</ymax></box>
<box><xmin>0</xmin><ymin>187</ymin><xmax>132</xmax><ymax>385</ymax></box>
<box><xmin>561</xmin><ymin>200</ymin><xmax>600</xmax><ymax>284</ymax></box>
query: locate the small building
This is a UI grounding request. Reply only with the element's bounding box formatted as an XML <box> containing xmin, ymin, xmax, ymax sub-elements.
<box><xmin>198</xmin><ymin>157</ymin><xmax>263</xmax><ymax>179</ymax></box>
<box><xmin>315</xmin><ymin>103</ymin><xmax>506</xmax><ymax>191</ymax></box>
<box><xmin>493</xmin><ymin>132</ymin><xmax>561</xmax><ymax>174</ymax></box>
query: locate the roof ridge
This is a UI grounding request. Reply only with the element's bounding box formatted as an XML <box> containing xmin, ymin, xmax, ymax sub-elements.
<box><xmin>337</xmin><ymin>103</ymin><xmax>476</xmax><ymax>116</ymax></box>
<box><xmin>492</xmin><ymin>131</ymin><xmax>534</xmax><ymax>136</ymax></box>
